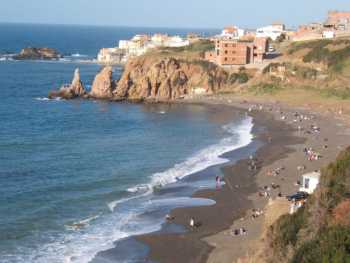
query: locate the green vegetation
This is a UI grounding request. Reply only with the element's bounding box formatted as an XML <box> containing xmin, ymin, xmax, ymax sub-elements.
<box><xmin>249</xmin><ymin>82</ymin><xmax>283</xmax><ymax>95</ymax></box>
<box><xmin>268</xmin><ymin>147</ymin><xmax>350</xmax><ymax>263</ymax></box>
<box><xmin>287</xmin><ymin>39</ymin><xmax>350</xmax><ymax>73</ymax></box>
<box><xmin>288</xmin><ymin>39</ymin><xmax>333</xmax><ymax>55</ymax></box>
<box><xmin>291</xmin><ymin>226</ymin><xmax>350</xmax><ymax>263</ymax></box>
<box><xmin>229</xmin><ymin>71</ymin><xmax>249</xmax><ymax>84</ymax></box>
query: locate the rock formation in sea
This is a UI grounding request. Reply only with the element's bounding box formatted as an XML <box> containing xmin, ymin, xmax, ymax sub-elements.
<box><xmin>14</xmin><ymin>47</ymin><xmax>62</xmax><ymax>60</ymax></box>
<box><xmin>49</xmin><ymin>68</ymin><xmax>86</xmax><ymax>99</ymax></box>
<box><xmin>115</xmin><ymin>57</ymin><xmax>230</xmax><ymax>101</ymax></box>
<box><xmin>89</xmin><ymin>66</ymin><xmax>116</xmax><ymax>99</ymax></box>
<box><xmin>49</xmin><ymin>56</ymin><xmax>233</xmax><ymax>101</ymax></box>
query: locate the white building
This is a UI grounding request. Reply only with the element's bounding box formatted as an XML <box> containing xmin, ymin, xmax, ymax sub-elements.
<box><xmin>163</xmin><ymin>36</ymin><xmax>190</xmax><ymax>47</ymax></box>
<box><xmin>322</xmin><ymin>30</ymin><xmax>335</xmax><ymax>39</ymax></box>
<box><xmin>98</xmin><ymin>34</ymin><xmax>190</xmax><ymax>63</ymax></box>
<box><xmin>299</xmin><ymin>171</ymin><xmax>321</xmax><ymax>194</ymax></box>
<box><xmin>221</xmin><ymin>26</ymin><xmax>245</xmax><ymax>39</ymax></box>
<box><xmin>256</xmin><ymin>24</ymin><xmax>285</xmax><ymax>41</ymax></box>
<box><xmin>97</xmin><ymin>48</ymin><xmax>127</xmax><ymax>64</ymax></box>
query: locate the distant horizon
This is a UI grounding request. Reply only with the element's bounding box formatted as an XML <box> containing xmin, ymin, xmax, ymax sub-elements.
<box><xmin>0</xmin><ymin>21</ymin><xmax>295</xmax><ymax>31</ymax></box>
<box><xmin>2</xmin><ymin>0</ymin><xmax>349</xmax><ymax>29</ymax></box>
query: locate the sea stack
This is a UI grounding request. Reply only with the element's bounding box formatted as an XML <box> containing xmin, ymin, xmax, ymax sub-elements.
<box><xmin>89</xmin><ymin>66</ymin><xmax>116</xmax><ymax>99</ymax></box>
<box><xmin>70</xmin><ymin>68</ymin><xmax>85</xmax><ymax>96</ymax></box>
<box><xmin>48</xmin><ymin>68</ymin><xmax>86</xmax><ymax>99</ymax></box>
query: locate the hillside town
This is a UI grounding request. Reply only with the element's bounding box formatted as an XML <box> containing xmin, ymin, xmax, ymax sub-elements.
<box><xmin>97</xmin><ymin>10</ymin><xmax>350</xmax><ymax>67</ymax></box>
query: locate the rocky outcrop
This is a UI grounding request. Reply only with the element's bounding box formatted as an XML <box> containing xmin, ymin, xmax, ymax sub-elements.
<box><xmin>49</xmin><ymin>68</ymin><xmax>86</xmax><ymax>99</ymax></box>
<box><xmin>49</xmin><ymin>57</ymin><xmax>231</xmax><ymax>101</ymax></box>
<box><xmin>14</xmin><ymin>47</ymin><xmax>62</xmax><ymax>60</ymax></box>
<box><xmin>115</xmin><ymin>57</ymin><xmax>229</xmax><ymax>101</ymax></box>
<box><xmin>89</xmin><ymin>66</ymin><xmax>116</xmax><ymax>99</ymax></box>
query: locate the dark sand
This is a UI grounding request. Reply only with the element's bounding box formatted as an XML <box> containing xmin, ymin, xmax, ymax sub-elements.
<box><xmin>137</xmin><ymin>109</ymin><xmax>304</xmax><ymax>263</ymax></box>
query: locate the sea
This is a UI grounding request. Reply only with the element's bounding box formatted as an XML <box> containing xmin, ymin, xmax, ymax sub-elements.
<box><xmin>0</xmin><ymin>23</ymin><xmax>257</xmax><ymax>263</ymax></box>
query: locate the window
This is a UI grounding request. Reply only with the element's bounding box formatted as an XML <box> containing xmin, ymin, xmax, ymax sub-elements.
<box><xmin>225</xmin><ymin>50</ymin><xmax>228</xmax><ymax>54</ymax></box>
<box><xmin>224</xmin><ymin>57</ymin><xmax>228</xmax><ymax>61</ymax></box>
<box><xmin>232</xmin><ymin>51</ymin><xmax>236</xmax><ymax>54</ymax></box>
<box><xmin>225</xmin><ymin>44</ymin><xmax>228</xmax><ymax>47</ymax></box>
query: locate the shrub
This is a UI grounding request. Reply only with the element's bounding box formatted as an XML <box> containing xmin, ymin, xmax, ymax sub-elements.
<box><xmin>270</xmin><ymin>206</ymin><xmax>308</xmax><ymax>252</ymax></box>
<box><xmin>291</xmin><ymin>226</ymin><xmax>350</xmax><ymax>263</ymax></box>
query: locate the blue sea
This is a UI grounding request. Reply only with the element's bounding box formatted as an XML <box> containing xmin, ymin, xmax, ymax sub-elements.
<box><xmin>0</xmin><ymin>24</ymin><xmax>255</xmax><ymax>263</ymax></box>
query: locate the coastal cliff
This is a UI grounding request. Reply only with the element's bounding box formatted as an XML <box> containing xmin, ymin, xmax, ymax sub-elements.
<box><xmin>115</xmin><ymin>57</ymin><xmax>230</xmax><ymax>101</ymax></box>
<box><xmin>49</xmin><ymin>57</ymin><xmax>236</xmax><ymax>101</ymax></box>
<box><xmin>14</xmin><ymin>47</ymin><xmax>62</xmax><ymax>60</ymax></box>
<box><xmin>49</xmin><ymin>40</ymin><xmax>248</xmax><ymax>101</ymax></box>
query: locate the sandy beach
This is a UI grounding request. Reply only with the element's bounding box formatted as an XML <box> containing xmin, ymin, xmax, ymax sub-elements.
<box><xmin>136</xmin><ymin>95</ymin><xmax>350</xmax><ymax>263</ymax></box>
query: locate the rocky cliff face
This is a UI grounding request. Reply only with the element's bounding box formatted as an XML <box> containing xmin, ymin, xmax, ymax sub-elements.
<box><xmin>49</xmin><ymin>57</ymin><xmax>231</xmax><ymax>101</ymax></box>
<box><xmin>49</xmin><ymin>68</ymin><xmax>86</xmax><ymax>99</ymax></box>
<box><xmin>115</xmin><ymin>57</ymin><xmax>229</xmax><ymax>101</ymax></box>
<box><xmin>14</xmin><ymin>47</ymin><xmax>62</xmax><ymax>60</ymax></box>
<box><xmin>89</xmin><ymin>66</ymin><xmax>116</xmax><ymax>99</ymax></box>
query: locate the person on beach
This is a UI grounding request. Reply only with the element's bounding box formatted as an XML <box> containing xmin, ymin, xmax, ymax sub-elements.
<box><xmin>190</xmin><ymin>217</ymin><xmax>195</xmax><ymax>229</ymax></box>
<box><xmin>216</xmin><ymin>175</ymin><xmax>221</xmax><ymax>189</ymax></box>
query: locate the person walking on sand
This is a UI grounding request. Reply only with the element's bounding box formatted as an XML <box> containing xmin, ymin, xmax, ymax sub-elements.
<box><xmin>190</xmin><ymin>217</ymin><xmax>195</xmax><ymax>229</ymax></box>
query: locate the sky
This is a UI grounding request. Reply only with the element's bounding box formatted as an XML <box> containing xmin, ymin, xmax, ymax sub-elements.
<box><xmin>1</xmin><ymin>0</ymin><xmax>350</xmax><ymax>29</ymax></box>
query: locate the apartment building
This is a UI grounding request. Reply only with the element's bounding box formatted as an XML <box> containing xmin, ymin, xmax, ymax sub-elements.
<box><xmin>205</xmin><ymin>37</ymin><xmax>268</xmax><ymax>66</ymax></box>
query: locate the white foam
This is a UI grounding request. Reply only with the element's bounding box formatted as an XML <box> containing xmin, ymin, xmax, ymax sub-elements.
<box><xmin>35</xmin><ymin>97</ymin><xmax>62</xmax><ymax>101</ymax></box>
<box><xmin>108</xmin><ymin>186</ymin><xmax>153</xmax><ymax>212</ymax></box>
<box><xmin>150</xmin><ymin>117</ymin><xmax>253</xmax><ymax>187</ymax></box>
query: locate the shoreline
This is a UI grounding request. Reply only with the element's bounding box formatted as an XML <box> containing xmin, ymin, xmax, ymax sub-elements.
<box><xmin>136</xmin><ymin>102</ymin><xmax>304</xmax><ymax>263</ymax></box>
<box><xmin>90</xmin><ymin>103</ymin><xmax>257</xmax><ymax>263</ymax></box>
<box><xmin>88</xmin><ymin>95</ymin><xmax>350</xmax><ymax>263</ymax></box>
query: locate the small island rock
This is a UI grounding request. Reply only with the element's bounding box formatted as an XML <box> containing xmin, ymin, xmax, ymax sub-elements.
<box><xmin>14</xmin><ymin>47</ymin><xmax>62</xmax><ymax>60</ymax></box>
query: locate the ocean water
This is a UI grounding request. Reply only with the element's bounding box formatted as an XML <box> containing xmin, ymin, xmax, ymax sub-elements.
<box><xmin>0</xmin><ymin>24</ymin><xmax>254</xmax><ymax>263</ymax></box>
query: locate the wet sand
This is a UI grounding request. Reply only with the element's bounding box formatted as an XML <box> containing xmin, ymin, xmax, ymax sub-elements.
<box><xmin>137</xmin><ymin>106</ymin><xmax>304</xmax><ymax>263</ymax></box>
<box><xmin>136</xmin><ymin>95</ymin><xmax>350</xmax><ymax>263</ymax></box>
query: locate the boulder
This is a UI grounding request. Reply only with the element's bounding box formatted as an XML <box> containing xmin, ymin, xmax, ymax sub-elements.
<box><xmin>89</xmin><ymin>66</ymin><xmax>116</xmax><ymax>99</ymax></box>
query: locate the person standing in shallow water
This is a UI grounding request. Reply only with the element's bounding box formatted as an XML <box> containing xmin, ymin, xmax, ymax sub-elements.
<box><xmin>216</xmin><ymin>175</ymin><xmax>221</xmax><ymax>189</ymax></box>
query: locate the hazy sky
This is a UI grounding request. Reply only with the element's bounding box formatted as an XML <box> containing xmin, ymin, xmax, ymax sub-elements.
<box><xmin>1</xmin><ymin>0</ymin><xmax>350</xmax><ymax>28</ymax></box>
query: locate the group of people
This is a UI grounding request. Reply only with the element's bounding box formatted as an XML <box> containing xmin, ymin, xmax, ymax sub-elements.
<box><xmin>266</xmin><ymin>166</ymin><xmax>285</xmax><ymax>177</ymax></box>
<box><xmin>231</xmin><ymin>227</ymin><xmax>248</xmax><ymax>236</ymax></box>
<box><xmin>248</xmin><ymin>155</ymin><xmax>259</xmax><ymax>171</ymax></box>
<box><xmin>303</xmin><ymin>147</ymin><xmax>321</xmax><ymax>161</ymax></box>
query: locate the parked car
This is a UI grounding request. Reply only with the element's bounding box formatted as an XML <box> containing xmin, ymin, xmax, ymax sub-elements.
<box><xmin>286</xmin><ymin>191</ymin><xmax>309</xmax><ymax>201</ymax></box>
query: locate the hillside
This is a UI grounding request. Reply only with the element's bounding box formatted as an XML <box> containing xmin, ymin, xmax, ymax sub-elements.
<box><xmin>260</xmin><ymin>147</ymin><xmax>350</xmax><ymax>263</ymax></box>
<box><xmin>247</xmin><ymin>38</ymin><xmax>350</xmax><ymax>99</ymax></box>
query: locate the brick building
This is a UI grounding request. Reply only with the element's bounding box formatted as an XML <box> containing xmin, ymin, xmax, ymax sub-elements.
<box><xmin>205</xmin><ymin>37</ymin><xmax>268</xmax><ymax>66</ymax></box>
<box><xmin>325</xmin><ymin>11</ymin><xmax>350</xmax><ymax>30</ymax></box>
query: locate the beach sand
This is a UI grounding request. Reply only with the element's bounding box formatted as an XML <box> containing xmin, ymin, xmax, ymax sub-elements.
<box><xmin>137</xmin><ymin>95</ymin><xmax>350</xmax><ymax>263</ymax></box>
